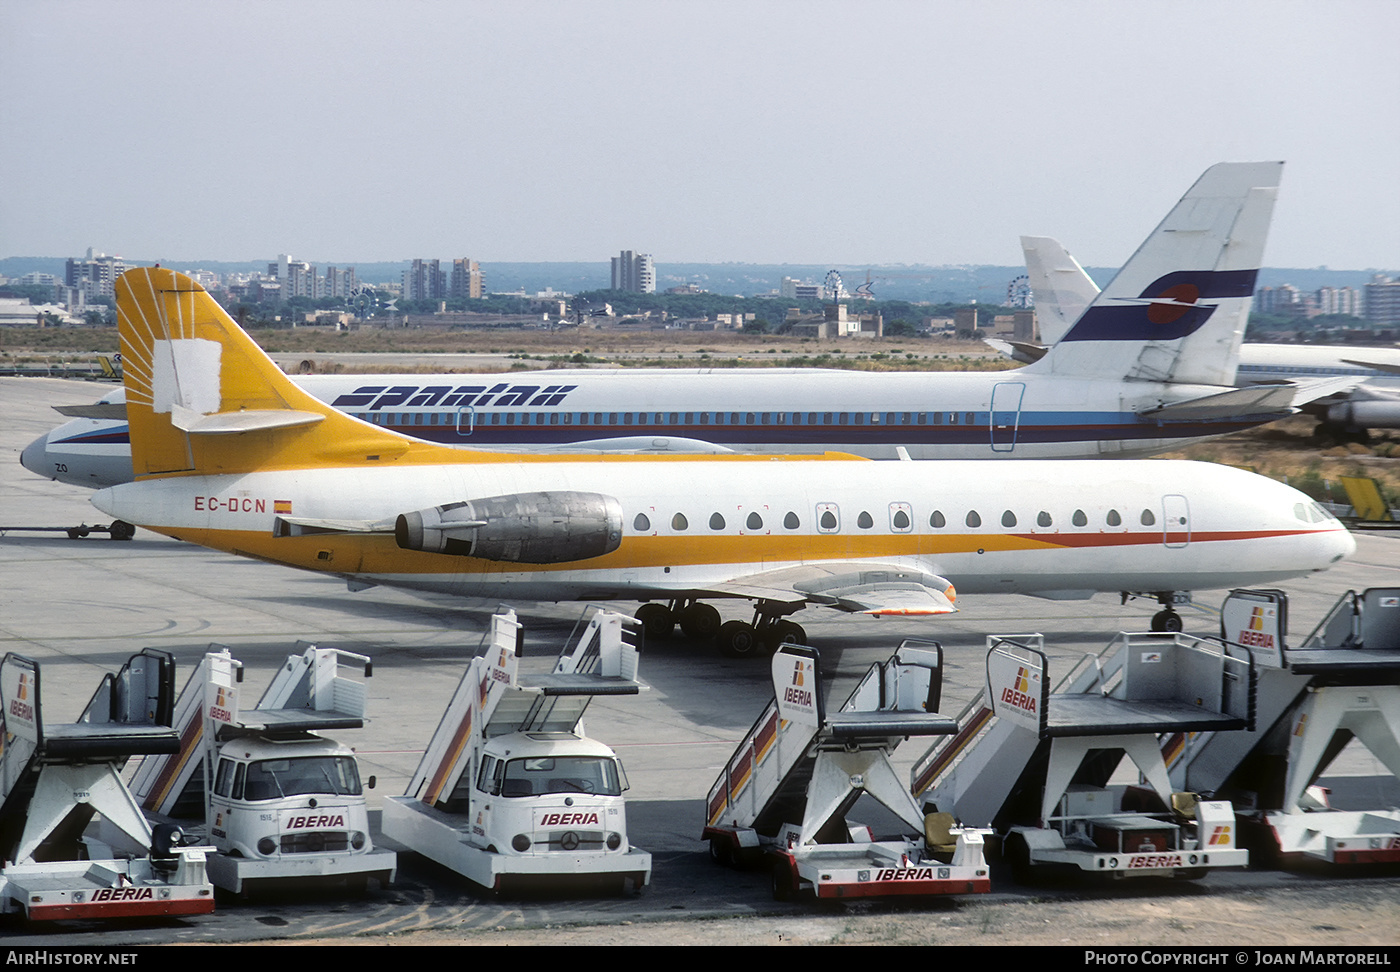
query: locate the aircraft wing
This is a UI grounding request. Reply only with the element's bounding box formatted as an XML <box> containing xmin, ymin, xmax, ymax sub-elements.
<box><xmin>490</xmin><ymin>435</ymin><xmax>735</xmax><ymax>455</ymax></box>
<box><xmin>1284</xmin><ymin>375</ymin><xmax>1368</xmax><ymax>407</ymax></box>
<box><xmin>1342</xmin><ymin>358</ymin><xmax>1400</xmax><ymax>377</ymax></box>
<box><xmin>708</xmin><ymin>563</ymin><xmax>957</xmax><ymax>616</ymax></box>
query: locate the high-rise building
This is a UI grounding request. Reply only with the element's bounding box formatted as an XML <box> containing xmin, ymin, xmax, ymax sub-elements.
<box><xmin>611</xmin><ymin>250</ymin><xmax>655</xmax><ymax>293</ymax></box>
<box><xmin>451</xmin><ymin>258</ymin><xmax>484</xmax><ymax>299</ymax></box>
<box><xmin>403</xmin><ymin>259</ymin><xmax>446</xmax><ymax>301</ymax></box>
<box><xmin>65</xmin><ymin>249</ymin><xmax>128</xmax><ymax>299</ymax></box>
<box><xmin>1365</xmin><ymin>275</ymin><xmax>1400</xmax><ymax>326</ymax></box>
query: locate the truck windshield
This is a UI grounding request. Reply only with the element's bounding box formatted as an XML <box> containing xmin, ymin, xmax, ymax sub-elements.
<box><xmin>500</xmin><ymin>756</ymin><xmax>622</xmax><ymax>797</ymax></box>
<box><xmin>243</xmin><ymin>756</ymin><xmax>362</xmax><ymax>801</ymax></box>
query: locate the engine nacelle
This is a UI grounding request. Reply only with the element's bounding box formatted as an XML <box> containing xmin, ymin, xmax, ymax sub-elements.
<box><xmin>394</xmin><ymin>491</ymin><xmax>623</xmax><ymax>564</ymax></box>
<box><xmin>1326</xmin><ymin>399</ymin><xmax>1400</xmax><ymax>431</ymax></box>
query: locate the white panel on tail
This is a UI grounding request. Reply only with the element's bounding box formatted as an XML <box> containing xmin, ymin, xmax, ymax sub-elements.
<box><xmin>152</xmin><ymin>338</ymin><xmax>222</xmax><ymax>415</ymax></box>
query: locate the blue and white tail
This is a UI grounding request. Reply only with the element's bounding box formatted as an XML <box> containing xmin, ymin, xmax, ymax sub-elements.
<box><xmin>1028</xmin><ymin>162</ymin><xmax>1282</xmax><ymax>387</ymax></box>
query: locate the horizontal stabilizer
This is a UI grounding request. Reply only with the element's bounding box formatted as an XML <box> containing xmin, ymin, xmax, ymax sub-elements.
<box><xmin>54</xmin><ymin>402</ymin><xmax>128</xmax><ymax>419</ymax></box>
<box><xmin>983</xmin><ymin>337</ymin><xmax>1048</xmax><ymax>365</ymax></box>
<box><xmin>171</xmin><ymin>404</ymin><xmax>324</xmax><ymax>434</ymax></box>
<box><xmin>1141</xmin><ymin>383</ymin><xmax>1297</xmax><ymax>420</ymax></box>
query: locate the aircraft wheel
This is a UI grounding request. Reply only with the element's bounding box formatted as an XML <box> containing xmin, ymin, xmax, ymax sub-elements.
<box><xmin>718</xmin><ymin>620</ymin><xmax>761</xmax><ymax>658</ymax></box>
<box><xmin>1151</xmin><ymin>610</ymin><xmax>1183</xmax><ymax>633</ymax></box>
<box><xmin>635</xmin><ymin>603</ymin><xmax>674</xmax><ymax>642</ymax></box>
<box><xmin>770</xmin><ymin>620</ymin><xmax>806</xmax><ymax>647</ymax></box>
<box><xmin>109</xmin><ymin>520</ymin><xmax>135</xmax><ymax>541</ymax></box>
<box><xmin>679</xmin><ymin>603</ymin><xmax>721</xmax><ymax>640</ymax></box>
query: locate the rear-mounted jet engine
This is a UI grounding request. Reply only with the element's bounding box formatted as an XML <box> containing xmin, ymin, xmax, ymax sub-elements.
<box><xmin>395</xmin><ymin>490</ymin><xmax>623</xmax><ymax>563</ymax></box>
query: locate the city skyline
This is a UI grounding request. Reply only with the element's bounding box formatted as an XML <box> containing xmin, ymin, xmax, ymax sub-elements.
<box><xmin>2</xmin><ymin>1</ymin><xmax>1397</xmax><ymax>271</ymax></box>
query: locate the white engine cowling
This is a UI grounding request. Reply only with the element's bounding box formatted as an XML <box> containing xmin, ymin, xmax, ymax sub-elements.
<box><xmin>394</xmin><ymin>491</ymin><xmax>623</xmax><ymax>564</ymax></box>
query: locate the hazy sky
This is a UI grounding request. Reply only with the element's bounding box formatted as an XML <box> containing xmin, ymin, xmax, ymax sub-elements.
<box><xmin>3</xmin><ymin>0</ymin><xmax>1396</xmax><ymax>270</ymax></box>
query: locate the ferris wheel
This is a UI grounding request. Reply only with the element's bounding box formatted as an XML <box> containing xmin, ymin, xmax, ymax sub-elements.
<box><xmin>823</xmin><ymin>269</ymin><xmax>843</xmax><ymax>303</ymax></box>
<box><xmin>1006</xmin><ymin>274</ymin><xmax>1032</xmax><ymax>308</ymax></box>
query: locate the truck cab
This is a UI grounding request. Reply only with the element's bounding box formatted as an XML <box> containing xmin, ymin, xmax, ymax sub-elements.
<box><xmin>470</xmin><ymin>733</ymin><xmax>631</xmax><ymax>859</ymax></box>
<box><xmin>210</xmin><ymin>735</ymin><xmax>374</xmax><ymax>865</ymax></box>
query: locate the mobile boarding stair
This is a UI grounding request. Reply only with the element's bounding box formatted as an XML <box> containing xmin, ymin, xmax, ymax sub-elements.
<box><xmin>1165</xmin><ymin>588</ymin><xmax>1400</xmax><ymax>865</ymax></box>
<box><xmin>703</xmin><ymin>641</ymin><xmax>990</xmax><ymax>900</ymax></box>
<box><xmin>0</xmin><ymin>651</ymin><xmax>214</xmax><ymax>920</ymax></box>
<box><xmin>129</xmin><ymin>644</ymin><xmax>396</xmax><ymax>893</ymax></box>
<box><xmin>912</xmin><ymin>630</ymin><xmax>1254</xmax><ymax>881</ymax></box>
<box><xmin>382</xmin><ymin>609</ymin><xmax>652</xmax><ymax>893</ymax></box>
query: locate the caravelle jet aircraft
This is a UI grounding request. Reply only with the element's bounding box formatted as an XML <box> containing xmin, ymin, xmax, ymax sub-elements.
<box><xmin>90</xmin><ymin>266</ymin><xmax>1353</xmax><ymax>655</ymax></box>
<box><xmin>1011</xmin><ymin>235</ymin><xmax>1397</xmax><ymax>435</ymax></box>
<box><xmin>25</xmin><ymin>162</ymin><xmax>1345</xmax><ymax>491</ymax></box>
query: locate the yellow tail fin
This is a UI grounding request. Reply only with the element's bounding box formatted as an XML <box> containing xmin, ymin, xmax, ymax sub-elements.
<box><xmin>116</xmin><ymin>267</ymin><xmax>418</xmax><ymax>478</ymax></box>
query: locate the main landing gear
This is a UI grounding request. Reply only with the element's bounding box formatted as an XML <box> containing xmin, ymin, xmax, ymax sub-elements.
<box><xmin>633</xmin><ymin>599</ymin><xmax>806</xmax><ymax>659</ymax></box>
<box><xmin>1122</xmin><ymin>590</ymin><xmax>1190</xmax><ymax>633</ymax></box>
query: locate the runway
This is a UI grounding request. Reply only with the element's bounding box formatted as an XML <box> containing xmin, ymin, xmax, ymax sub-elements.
<box><xmin>2</xmin><ymin>376</ymin><xmax>1397</xmax><ymax>945</ymax></box>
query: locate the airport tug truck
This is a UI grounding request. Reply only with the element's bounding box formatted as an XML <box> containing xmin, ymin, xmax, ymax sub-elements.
<box><xmin>0</xmin><ymin>651</ymin><xmax>214</xmax><ymax>920</ymax></box>
<box><xmin>381</xmin><ymin>609</ymin><xmax>652</xmax><ymax>893</ymax></box>
<box><xmin>1164</xmin><ymin>588</ymin><xmax>1400</xmax><ymax>865</ymax></box>
<box><xmin>911</xmin><ymin>630</ymin><xmax>1254</xmax><ymax>881</ymax></box>
<box><xmin>703</xmin><ymin>641</ymin><xmax>991</xmax><ymax>901</ymax></box>
<box><xmin>128</xmin><ymin>644</ymin><xmax>396</xmax><ymax>894</ymax></box>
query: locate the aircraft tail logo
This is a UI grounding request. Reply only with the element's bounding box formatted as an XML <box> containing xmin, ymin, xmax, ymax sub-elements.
<box><xmin>1030</xmin><ymin>161</ymin><xmax>1282</xmax><ymax>388</ymax></box>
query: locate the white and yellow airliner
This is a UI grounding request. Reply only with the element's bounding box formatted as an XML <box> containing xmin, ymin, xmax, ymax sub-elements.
<box><xmin>92</xmin><ymin>268</ymin><xmax>1354</xmax><ymax>655</ymax></box>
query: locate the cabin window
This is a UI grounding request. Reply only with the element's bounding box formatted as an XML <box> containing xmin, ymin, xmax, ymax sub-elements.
<box><xmin>930</xmin><ymin>511</ymin><xmax>946</xmax><ymax>528</ymax></box>
<box><xmin>746</xmin><ymin>413</ymin><xmax>755</xmax><ymax>425</ymax></box>
<box><xmin>746</xmin><ymin>512</ymin><xmax>763</xmax><ymax>530</ymax></box>
<box><xmin>853</xmin><ymin>413</ymin><xmax>865</xmax><ymax>426</ymax></box>
<box><xmin>709</xmin><ymin>512</ymin><xmax>726</xmax><ymax>530</ymax></box>
<box><xmin>549</xmin><ymin>413</ymin><xmax>559</xmax><ymax>425</ymax></box>
<box><xmin>891</xmin><ymin>507</ymin><xmax>911</xmax><ymax>531</ymax></box>
<box><xmin>1072</xmin><ymin>509</ymin><xmax>1088</xmax><ymax>527</ymax></box>
<box><xmin>1141</xmin><ymin>509</ymin><xmax>1156</xmax><ymax>526</ymax></box>
<box><xmin>633</xmin><ymin>513</ymin><xmax>651</xmax><ymax>532</ymax></box>
<box><xmin>817</xmin><ymin>505</ymin><xmax>839</xmax><ymax>532</ymax></box>
<box><xmin>966</xmin><ymin>511</ymin><xmax>982</xmax><ymax>528</ymax></box>
<box><xmin>1106</xmin><ymin>509</ymin><xmax>1122</xmax><ymax>527</ymax></box>
<box><xmin>1002</xmin><ymin>510</ymin><xmax>1017</xmax><ymax>528</ymax></box>
<box><xmin>1037</xmin><ymin>511</ymin><xmax>1052</xmax><ymax>528</ymax></box>
<box><xmin>671</xmin><ymin>512</ymin><xmax>688</xmax><ymax>531</ymax></box>
<box><xmin>857</xmin><ymin>511</ymin><xmax>874</xmax><ymax>529</ymax></box>
<box><xmin>783</xmin><ymin>511</ymin><xmax>800</xmax><ymax>530</ymax></box>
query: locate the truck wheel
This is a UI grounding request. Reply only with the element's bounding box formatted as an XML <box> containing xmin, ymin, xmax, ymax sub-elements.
<box><xmin>1004</xmin><ymin>832</ymin><xmax>1034</xmax><ymax>883</ymax></box>
<box><xmin>771</xmin><ymin>861</ymin><xmax>795</xmax><ymax>901</ymax></box>
<box><xmin>708</xmin><ymin>837</ymin><xmax>734</xmax><ymax>868</ymax></box>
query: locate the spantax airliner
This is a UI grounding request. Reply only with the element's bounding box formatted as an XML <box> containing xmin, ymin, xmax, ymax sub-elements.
<box><xmin>89</xmin><ymin>266</ymin><xmax>1353</xmax><ymax>656</ymax></box>
<box><xmin>25</xmin><ymin>162</ymin><xmax>1346</xmax><ymax>490</ymax></box>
